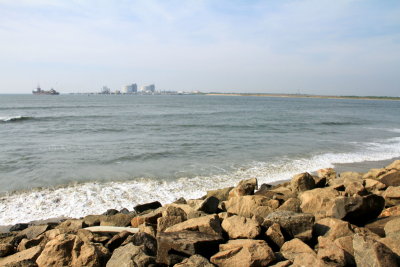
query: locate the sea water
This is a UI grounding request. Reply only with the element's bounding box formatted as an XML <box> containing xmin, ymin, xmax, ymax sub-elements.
<box><xmin>1</xmin><ymin>94</ymin><xmax>400</xmax><ymax>225</ymax></box>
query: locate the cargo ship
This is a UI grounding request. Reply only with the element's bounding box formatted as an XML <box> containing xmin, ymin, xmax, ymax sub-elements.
<box><xmin>32</xmin><ymin>85</ymin><xmax>60</xmax><ymax>95</ymax></box>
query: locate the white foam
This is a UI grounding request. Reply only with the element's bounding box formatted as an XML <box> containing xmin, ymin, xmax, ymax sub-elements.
<box><xmin>1</xmin><ymin>136</ymin><xmax>400</xmax><ymax>226</ymax></box>
<box><xmin>0</xmin><ymin>115</ymin><xmax>32</xmax><ymax>122</ymax></box>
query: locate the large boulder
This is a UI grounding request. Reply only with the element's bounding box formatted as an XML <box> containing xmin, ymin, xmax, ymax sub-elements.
<box><xmin>134</xmin><ymin>201</ymin><xmax>162</xmax><ymax>213</ymax></box>
<box><xmin>210</xmin><ymin>239</ymin><xmax>275</xmax><ymax>267</ymax></box>
<box><xmin>222</xmin><ymin>195</ymin><xmax>275</xmax><ymax>218</ymax></box>
<box><xmin>106</xmin><ymin>243</ymin><xmax>155</xmax><ymax>267</ymax></box>
<box><xmin>174</xmin><ymin>254</ymin><xmax>214</xmax><ymax>267</ymax></box>
<box><xmin>277</xmin><ymin>198</ymin><xmax>301</xmax><ymax>213</ymax></box>
<box><xmin>221</xmin><ymin>215</ymin><xmax>261</xmax><ymax>239</ymax></box>
<box><xmin>317</xmin><ymin>236</ymin><xmax>347</xmax><ymax>267</ymax></box>
<box><xmin>206</xmin><ymin>187</ymin><xmax>233</xmax><ymax>201</ymax></box>
<box><xmin>156</xmin><ymin>231</ymin><xmax>223</xmax><ymax>266</ymax></box>
<box><xmin>164</xmin><ymin>214</ymin><xmax>223</xmax><ymax>237</ymax></box>
<box><xmin>299</xmin><ymin>187</ymin><xmax>340</xmax><ymax>219</ymax></box>
<box><xmin>0</xmin><ymin>246</ymin><xmax>42</xmax><ymax>267</ymax></box>
<box><xmin>36</xmin><ymin>233</ymin><xmax>110</xmax><ymax>267</ymax></box>
<box><xmin>353</xmin><ymin>234</ymin><xmax>398</xmax><ymax>267</ymax></box>
<box><xmin>100</xmin><ymin>213</ymin><xmax>135</xmax><ymax>227</ymax></box>
<box><xmin>263</xmin><ymin>211</ymin><xmax>315</xmax><ymax>241</ymax></box>
<box><xmin>379</xmin><ymin>171</ymin><xmax>400</xmax><ymax>186</ymax></box>
<box><xmin>266</xmin><ymin>223</ymin><xmax>285</xmax><ymax>249</ymax></box>
<box><xmin>131</xmin><ymin>208</ymin><xmax>163</xmax><ymax>227</ymax></box>
<box><xmin>313</xmin><ymin>217</ymin><xmax>354</xmax><ymax>240</ymax></box>
<box><xmin>290</xmin><ymin>172</ymin><xmax>315</xmax><ymax>193</ymax></box>
<box><xmin>383</xmin><ymin>186</ymin><xmax>400</xmax><ymax>206</ymax></box>
<box><xmin>280</xmin><ymin>238</ymin><xmax>315</xmax><ymax>261</ymax></box>
<box><xmin>228</xmin><ymin>178</ymin><xmax>258</xmax><ymax>199</ymax></box>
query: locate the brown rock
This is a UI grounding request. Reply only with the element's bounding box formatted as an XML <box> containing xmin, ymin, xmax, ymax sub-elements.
<box><xmin>379</xmin><ymin>236</ymin><xmax>400</xmax><ymax>258</ymax></box>
<box><xmin>210</xmin><ymin>239</ymin><xmax>275</xmax><ymax>267</ymax></box>
<box><xmin>363</xmin><ymin>168</ymin><xmax>387</xmax><ymax>180</ymax></box>
<box><xmin>157</xmin><ymin>231</ymin><xmax>223</xmax><ymax>266</ymax></box>
<box><xmin>0</xmin><ymin>243</ymin><xmax>14</xmax><ymax>257</ymax></box>
<box><xmin>269</xmin><ymin>260</ymin><xmax>292</xmax><ymax>267</ymax></box>
<box><xmin>255</xmin><ymin>187</ymin><xmax>294</xmax><ymax>202</ymax></box>
<box><xmin>0</xmin><ymin>246</ymin><xmax>42</xmax><ymax>267</ymax></box>
<box><xmin>121</xmin><ymin>232</ymin><xmax>157</xmax><ymax>256</ymax></box>
<box><xmin>386</xmin><ymin>160</ymin><xmax>400</xmax><ymax>170</ymax></box>
<box><xmin>384</xmin><ymin>217</ymin><xmax>400</xmax><ymax>237</ymax></box>
<box><xmin>379</xmin><ymin>170</ymin><xmax>400</xmax><ymax>186</ymax></box>
<box><xmin>105</xmin><ymin>231</ymin><xmax>132</xmax><ymax>252</ymax></box>
<box><xmin>291</xmin><ymin>172</ymin><xmax>316</xmax><ymax>193</ymax></box>
<box><xmin>17</xmin><ymin>235</ymin><xmax>45</xmax><ymax>252</ymax></box>
<box><xmin>364</xmin><ymin>216</ymin><xmax>400</xmax><ymax>237</ymax></box>
<box><xmin>334</xmin><ymin>236</ymin><xmax>356</xmax><ymax>266</ymax></box>
<box><xmin>18</xmin><ymin>224</ymin><xmax>50</xmax><ymax>240</ymax></box>
<box><xmin>317</xmin><ymin>168</ymin><xmax>337</xmax><ymax>180</ymax></box>
<box><xmin>138</xmin><ymin>223</ymin><xmax>157</xmax><ymax>237</ymax></box>
<box><xmin>263</xmin><ymin>211</ymin><xmax>315</xmax><ymax>241</ymax></box>
<box><xmin>222</xmin><ymin>195</ymin><xmax>275</xmax><ymax>218</ymax></box>
<box><xmin>162</xmin><ymin>205</ymin><xmax>187</xmax><ymax>220</ymax></box>
<box><xmin>299</xmin><ymin>187</ymin><xmax>340</xmax><ymax>219</ymax></box>
<box><xmin>174</xmin><ymin>254</ymin><xmax>214</xmax><ymax>267</ymax></box>
<box><xmin>157</xmin><ymin>216</ymin><xmax>183</xmax><ymax>232</ymax></box>
<box><xmin>206</xmin><ymin>187</ymin><xmax>234</xmax><ymax>201</ymax></box>
<box><xmin>266</xmin><ymin>223</ymin><xmax>285</xmax><ymax>249</ymax></box>
<box><xmin>100</xmin><ymin>213</ymin><xmax>135</xmax><ymax>227</ymax></box>
<box><xmin>228</xmin><ymin>178</ymin><xmax>258</xmax><ymax>199</ymax></box>
<box><xmin>317</xmin><ymin>236</ymin><xmax>347</xmax><ymax>266</ymax></box>
<box><xmin>165</xmin><ymin>214</ymin><xmax>223</xmax><ymax>237</ymax></box>
<box><xmin>277</xmin><ymin>198</ymin><xmax>301</xmax><ymax>213</ymax></box>
<box><xmin>221</xmin><ymin>215</ymin><xmax>261</xmax><ymax>239</ymax></box>
<box><xmin>83</xmin><ymin>215</ymin><xmax>106</xmax><ymax>226</ymax></box>
<box><xmin>343</xmin><ymin>177</ymin><xmax>367</xmax><ymax>196</ymax></box>
<box><xmin>339</xmin><ymin>171</ymin><xmax>363</xmax><ymax>180</ymax></box>
<box><xmin>280</xmin><ymin>238</ymin><xmax>315</xmax><ymax>261</ymax></box>
<box><xmin>353</xmin><ymin>234</ymin><xmax>398</xmax><ymax>267</ymax></box>
<box><xmin>379</xmin><ymin>205</ymin><xmax>400</xmax><ymax>218</ymax></box>
<box><xmin>56</xmin><ymin>219</ymin><xmax>84</xmax><ymax>232</ymax></box>
<box><xmin>189</xmin><ymin>196</ymin><xmax>220</xmax><ymax>214</ymax></box>
<box><xmin>364</xmin><ymin>178</ymin><xmax>387</xmax><ymax>192</ymax></box>
<box><xmin>313</xmin><ymin>217</ymin><xmax>354</xmax><ymax>240</ymax></box>
<box><xmin>292</xmin><ymin>252</ymin><xmax>329</xmax><ymax>267</ymax></box>
<box><xmin>131</xmin><ymin>208</ymin><xmax>163</xmax><ymax>227</ymax></box>
<box><xmin>106</xmin><ymin>243</ymin><xmax>155</xmax><ymax>267</ymax></box>
<box><xmin>383</xmin><ymin>186</ymin><xmax>400</xmax><ymax>206</ymax></box>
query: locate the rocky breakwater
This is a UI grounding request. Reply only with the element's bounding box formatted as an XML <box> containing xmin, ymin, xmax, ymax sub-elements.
<box><xmin>1</xmin><ymin>160</ymin><xmax>400</xmax><ymax>266</ymax></box>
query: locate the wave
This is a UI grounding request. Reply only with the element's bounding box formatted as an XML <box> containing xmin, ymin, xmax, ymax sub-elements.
<box><xmin>319</xmin><ymin>121</ymin><xmax>362</xmax><ymax>126</ymax></box>
<box><xmin>0</xmin><ymin>136</ymin><xmax>400</xmax><ymax>226</ymax></box>
<box><xmin>0</xmin><ymin>116</ymin><xmax>34</xmax><ymax>123</ymax></box>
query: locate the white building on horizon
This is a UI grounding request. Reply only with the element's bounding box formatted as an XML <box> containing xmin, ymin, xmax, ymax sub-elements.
<box><xmin>121</xmin><ymin>83</ymin><xmax>138</xmax><ymax>94</ymax></box>
<box><xmin>140</xmin><ymin>84</ymin><xmax>155</xmax><ymax>93</ymax></box>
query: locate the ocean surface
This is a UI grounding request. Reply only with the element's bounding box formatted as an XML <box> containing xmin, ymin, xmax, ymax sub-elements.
<box><xmin>1</xmin><ymin>94</ymin><xmax>400</xmax><ymax>225</ymax></box>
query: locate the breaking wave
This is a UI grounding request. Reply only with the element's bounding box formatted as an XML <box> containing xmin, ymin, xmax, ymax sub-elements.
<box><xmin>0</xmin><ymin>116</ymin><xmax>33</xmax><ymax>123</ymax></box>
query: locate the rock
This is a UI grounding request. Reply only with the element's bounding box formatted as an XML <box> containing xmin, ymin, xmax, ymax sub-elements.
<box><xmin>210</xmin><ymin>239</ymin><xmax>275</xmax><ymax>267</ymax></box>
<box><xmin>106</xmin><ymin>243</ymin><xmax>155</xmax><ymax>267</ymax></box>
<box><xmin>206</xmin><ymin>187</ymin><xmax>233</xmax><ymax>202</ymax></box>
<box><xmin>313</xmin><ymin>217</ymin><xmax>354</xmax><ymax>240</ymax></box>
<box><xmin>18</xmin><ymin>225</ymin><xmax>50</xmax><ymax>240</ymax></box>
<box><xmin>165</xmin><ymin>214</ymin><xmax>223</xmax><ymax>237</ymax></box>
<box><xmin>131</xmin><ymin>208</ymin><xmax>163</xmax><ymax>227</ymax></box>
<box><xmin>157</xmin><ymin>216</ymin><xmax>183</xmax><ymax>232</ymax></box>
<box><xmin>353</xmin><ymin>234</ymin><xmax>398</xmax><ymax>267</ymax></box>
<box><xmin>263</xmin><ymin>211</ymin><xmax>315</xmax><ymax>241</ymax></box>
<box><xmin>174</xmin><ymin>254</ymin><xmax>214</xmax><ymax>267</ymax></box>
<box><xmin>364</xmin><ymin>216</ymin><xmax>400</xmax><ymax>237</ymax></box>
<box><xmin>317</xmin><ymin>236</ymin><xmax>347</xmax><ymax>266</ymax></box>
<box><xmin>317</xmin><ymin>168</ymin><xmax>337</xmax><ymax>180</ymax></box>
<box><xmin>386</xmin><ymin>160</ymin><xmax>400</xmax><ymax>170</ymax></box>
<box><xmin>123</xmin><ymin>232</ymin><xmax>157</xmax><ymax>256</ymax></box>
<box><xmin>280</xmin><ymin>238</ymin><xmax>315</xmax><ymax>261</ymax></box>
<box><xmin>103</xmin><ymin>209</ymin><xmax>119</xmax><ymax>216</ymax></box>
<box><xmin>299</xmin><ymin>187</ymin><xmax>340</xmax><ymax>219</ymax></box>
<box><xmin>56</xmin><ymin>219</ymin><xmax>84</xmax><ymax>232</ymax></box>
<box><xmin>100</xmin><ymin>213</ymin><xmax>135</xmax><ymax>227</ymax></box>
<box><xmin>340</xmin><ymin>171</ymin><xmax>363</xmax><ymax>180</ymax></box>
<box><xmin>334</xmin><ymin>236</ymin><xmax>356</xmax><ymax>266</ymax></box>
<box><xmin>379</xmin><ymin>236</ymin><xmax>400</xmax><ymax>258</ymax></box>
<box><xmin>105</xmin><ymin>231</ymin><xmax>132</xmax><ymax>252</ymax></box>
<box><xmin>277</xmin><ymin>198</ymin><xmax>301</xmax><ymax>213</ymax></box>
<box><xmin>343</xmin><ymin>177</ymin><xmax>367</xmax><ymax>196</ymax></box>
<box><xmin>0</xmin><ymin>246</ymin><xmax>42</xmax><ymax>267</ymax></box>
<box><xmin>222</xmin><ymin>195</ymin><xmax>275</xmax><ymax>218</ymax></box>
<box><xmin>17</xmin><ymin>235</ymin><xmax>45</xmax><ymax>252</ymax></box>
<box><xmin>0</xmin><ymin>243</ymin><xmax>14</xmax><ymax>257</ymax></box>
<box><xmin>162</xmin><ymin>205</ymin><xmax>187</xmax><ymax>220</ymax></box>
<box><xmin>197</xmin><ymin>196</ymin><xmax>220</xmax><ymax>214</ymax></box>
<box><xmin>384</xmin><ymin>217</ymin><xmax>400</xmax><ymax>237</ymax></box>
<box><xmin>157</xmin><ymin>231</ymin><xmax>223</xmax><ymax>266</ymax></box>
<box><xmin>383</xmin><ymin>186</ymin><xmax>400</xmax><ymax>206</ymax></box>
<box><xmin>173</xmin><ymin>197</ymin><xmax>187</xmax><ymax>204</ymax></box>
<box><xmin>379</xmin><ymin>205</ymin><xmax>400</xmax><ymax>218</ymax></box>
<box><xmin>269</xmin><ymin>260</ymin><xmax>292</xmax><ymax>267</ymax></box>
<box><xmin>290</xmin><ymin>172</ymin><xmax>316</xmax><ymax>193</ymax></box>
<box><xmin>221</xmin><ymin>215</ymin><xmax>261</xmax><ymax>239</ymax></box>
<box><xmin>138</xmin><ymin>223</ymin><xmax>156</xmax><ymax>237</ymax></box>
<box><xmin>313</xmin><ymin>176</ymin><xmax>327</xmax><ymax>188</ymax></box>
<box><xmin>83</xmin><ymin>215</ymin><xmax>106</xmax><ymax>226</ymax></box>
<box><xmin>266</xmin><ymin>223</ymin><xmax>285</xmax><ymax>249</ymax></box>
<box><xmin>292</xmin><ymin>252</ymin><xmax>329</xmax><ymax>267</ymax></box>
<box><xmin>134</xmin><ymin>201</ymin><xmax>162</xmax><ymax>213</ymax></box>
<box><xmin>228</xmin><ymin>178</ymin><xmax>258</xmax><ymax>199</ymax></box>
<box><xmin>365</xmin><ymin>178</ymin><xmax>387</xmax><ymax>192</ymax></box>
<box><xmin>120</xmin><ymin>208</ymin><xmax>130</xmax><ymax>214</ymax></box>
<box><xmin>9</xmin><ymin>223</ymin><xmax>30</xmax><ymax>232</ymax></box>
<box><xmin>36</xmin><ymin>233</ymin><xmax>110</xmax><ymax>267</ymax></box>
<box><xmin>379</xmin><ymin>171</ymin><xmax>400</xmax><ymax>186</ymax></box>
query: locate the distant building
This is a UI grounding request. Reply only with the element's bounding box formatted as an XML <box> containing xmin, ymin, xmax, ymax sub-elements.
<box><xmin>140</xmin><ymin>84</ymin><xmax>155</xmax><ymax>93</ymax></box>
<box><xmin>121</xmin><ymin>83</ymin><xmax>138</xmax><ymax>94</ymax></box>
<box><xmin>100</xmin><ymin>86</ymin><xmax>111</xmax><ymax>94</ymax></box>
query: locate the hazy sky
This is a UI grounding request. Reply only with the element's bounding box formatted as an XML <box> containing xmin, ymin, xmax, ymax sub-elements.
<box><xmin>0</xmin><ymin>0</ymin><xmax>399</xmax><ymax>95</ymax></box>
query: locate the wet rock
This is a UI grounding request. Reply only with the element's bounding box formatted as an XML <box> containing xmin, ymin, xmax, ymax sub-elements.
<box><xmin>157</xmin><ymin>231</ymin><xmax>223</xmax><ymax>266</ymax></box>
<box><xmin>280</xmin><ymin>238</ymin><xmax>315</xmax><ymax>261</ymax></box>
<box><xmin>383</xmin><ymin>186</ymin><xmax>400</xmax><ymax>206</ymax></box>
<box><xmin>353</xmin><ymin>234</ymin><xmax>398</xmax><ymax>267</ymax></box>
<box><xmin>313</xmin><ymin>217</ymin><xmax>354</xmax><ymax>240</ymax></box>
<box><xmin>277</xmin><ymin>197</ymin><xmax>301</xmax><ymax>213</ymax></box>
<box><xmin>205</xmin><ymin>187</ymin><xmax>233</xmax><ymax>202</ymax></box>
<box><xmin>263</xmin><ymin>211</ymin><xmax>315</xmax><ymax>241</ymax></box>
<box><xmin>222</xmin><ymin>195</ymin><xmax>275</xmax><ymax>218</ymax></box>
<box><xmin>0</xmin><ymin>246</ymin><xmax>42</xmax><ymax>267</ymax></box>
<box><xmin>174</xmin><ymin>254</ymin><xmax>214</xmax><ymax>267</ymax></box>
<box><xmin>100</xmin><ymin>213</ymin><xmax>135</xmax><ymax>227</ymax></box>
<box><xmin>317</xmin><ymin>236</ymin><xmax>347</xmax><ymax>266</ymax></box>
<box><xmin>291</xmin><ymin>172</ymin><xmax>316</xmax><ymax>193</ymax></box>
<box><xmin>221</xmin><ymin>215</ymin><xmax>261</xmax><ymax>239</ymax></box>
<box><xmin>165</xmin><ymin>214</ymin><xmax>223</xmax><ymax>237</ymax></box>
<box><xmin>103</xmin><ymin>209</ymin><xmax>119</xmax><ymax>216</ymax></box>
<box><xmin>379</xmin><ymin>171</ymin><xmax>400</xmax><ymax>186</ymax></box>
<box><xmin>131</xmin><ymin>208</ymin><xmax>163</xmax><ymax>227</ymax></box>
<box><xmin>134</xmin><ymin>201</ymin><xmax>162</xmax><ymax>214</ymax></box>
<box><xmin>106</xmin><ymin>243</ymin><xmax>155</xmax><ymax>267</ymax></box>
<box><xmin>105</xmin><ymin>230</ymin><xmax>132</xmax><ymax>252</ymax></box>
<box><xmin>210</xmin><ymin>239</ymin><xmax>275</xmax><ymax>267</ymax></box>
<box><xmin>228</xmin><ymin>178</ymin><xmax>258</xmax><ymax>199</ymax></box>
<box><xmin>266</xmin><ymin>223</ymin><xmax>285</xmax><ymax>249</ymax></box>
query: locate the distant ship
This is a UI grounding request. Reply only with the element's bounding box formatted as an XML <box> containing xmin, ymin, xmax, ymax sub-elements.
<box><xmin>32</xmin><ymin>85</ymin><xmax>60</xmax><ymax>95</ymax></box>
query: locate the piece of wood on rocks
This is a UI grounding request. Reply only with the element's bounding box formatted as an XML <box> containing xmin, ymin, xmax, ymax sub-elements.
<box><xmin>221</xmin><ymin>215</ymin><xmax>261</xmax><ymax>239</ymax></box>
<box><xmin>210</xmin><ymin>239</ymin><xmax>275</xmax><ymax>267</ymax></box>
<box><xmin>353</xmin><ymin>233</ymin><xmax>398</xmax><ymax>267</ymax></box>
<box><xmin>0</xmin><ymin>245</ymin><xmax>42</xmax><ymax>267</ymax></box>
<box><xmin>263</xmin><ymin>211</ymin><xmax>315</xmax><ymax>242</ymax></box>
<box><xmin>156</xmin><ymin>231</ymin><xmax>223</xmax><ymax>266</ymax></box>
<box><xmin>84</xmin><ymin>226</ymin><xmax>139</xmax><ymax>234</ymax></box>
<box><xmin>106</xmin><ymin>243</ymin><xmax>156</xmax><ymax>267</ymax></box>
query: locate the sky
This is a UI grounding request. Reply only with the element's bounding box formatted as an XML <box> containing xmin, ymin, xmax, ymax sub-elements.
<box><xmin>0</xmin><ymin>0</ymin><xmax>399</xmax><ymax>96</ymax></box>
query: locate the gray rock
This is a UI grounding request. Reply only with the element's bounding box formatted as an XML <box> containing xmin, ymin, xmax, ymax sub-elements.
<box><xmin>134</xmin><ymin>201</ymin><xmax>162</xmax><ymax>213</ymax></box>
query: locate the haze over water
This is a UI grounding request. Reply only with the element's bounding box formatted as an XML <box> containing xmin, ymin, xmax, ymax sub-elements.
<box><xmin>1</xmin><ymin>94</ymin><xmax>400</xmax><ymax>225</ymax></box>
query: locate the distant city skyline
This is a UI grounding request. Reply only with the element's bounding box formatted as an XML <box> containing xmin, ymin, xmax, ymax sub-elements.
<box><xmin>0</xmin><ymin>0</ymin><xmax>399</xmax><ymax>96</ymax></box>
